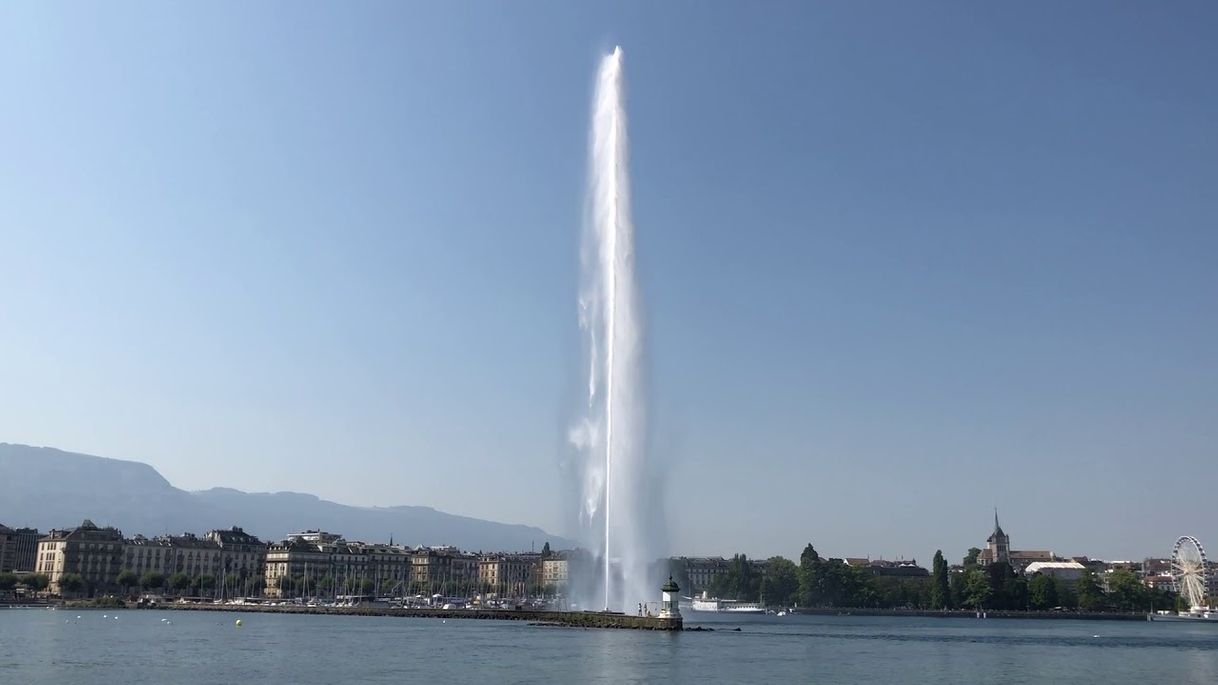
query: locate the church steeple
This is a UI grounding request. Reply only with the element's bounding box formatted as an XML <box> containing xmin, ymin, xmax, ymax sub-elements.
<box><xmin>986</xmin><ymin>508</ymin><xmax>1010</xmax><ymax>564</ymax></box>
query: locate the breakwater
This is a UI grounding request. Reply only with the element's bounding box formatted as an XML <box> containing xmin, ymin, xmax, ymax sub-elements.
<box><xmin>141</xmin><ymin>602</ymin><xmax>683</xmax><ymax>630</ymax></box>
<box><xmin>792</xmin><ymin>607</ymin><xmax>1149</xmax><ymax>621</ymax></box>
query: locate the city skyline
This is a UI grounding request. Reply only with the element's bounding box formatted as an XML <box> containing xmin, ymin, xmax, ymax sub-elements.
<box><xmin>2</xmin><ymin>3</ymin><xmax>1216</xmax><ymax>565</ymax></box>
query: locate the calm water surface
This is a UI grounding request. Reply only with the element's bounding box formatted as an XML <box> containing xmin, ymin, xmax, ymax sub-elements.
<box><xmin>3</xmin><ymin>608</ymin><xmax>1217</xmax><ymax>683</ymax></box>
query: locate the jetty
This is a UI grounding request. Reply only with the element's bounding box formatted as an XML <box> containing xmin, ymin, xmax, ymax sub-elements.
<box><xmin>140</xmin><ymin>602</ymin><xmax>683</xmax><ymax>630</ymax></box>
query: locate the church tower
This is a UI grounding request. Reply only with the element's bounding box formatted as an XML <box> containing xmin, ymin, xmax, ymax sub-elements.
<box><xmin>986</xmin><ymin>509</ymin><xmax>1010</xmax><ymax>564</ymax></box>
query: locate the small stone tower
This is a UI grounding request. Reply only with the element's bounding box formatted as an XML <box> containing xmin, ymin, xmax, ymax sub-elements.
<box><xmin>659</xmin><ymin>576</ymin><xmax>681</xmax><ymax>619</ymax></box>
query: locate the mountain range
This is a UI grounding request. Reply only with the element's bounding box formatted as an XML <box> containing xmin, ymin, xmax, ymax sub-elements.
<box><xmin>0</xmin><ymin>443</ymin><xmax>574</xmax><ymax>551</ymax></box>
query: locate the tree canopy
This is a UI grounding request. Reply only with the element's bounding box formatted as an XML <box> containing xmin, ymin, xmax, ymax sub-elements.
<box><xmin>930</xmin><ymin>550</ymin><xmax>950</xmax><ymax>609</ymax></box>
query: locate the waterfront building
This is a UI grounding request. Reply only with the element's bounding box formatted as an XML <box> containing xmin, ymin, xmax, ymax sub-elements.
<box><xmin>477</xmin><ymin>553</ymin><xmax>539</xmax><ymax>598</ymax></box>
<box><xmin>163</xmin><ymin>533</ymin><xmax>223</xmax><ymax>579</ymax></box>
<box><xmin>204</xmin><ymin>527</ymin><xmax>269</xmax><ymax>593</ymax></box>
<box><xmin>265</xmin><ymin>536</ymin><xmax>331</xmax><ymax>598</ymax></box>
<box><xmin>123</xmin><ymin>535</ymin><xmax>173</xmax><ymax>577</ymax></box>
<box><xmin>676</xmin><ymin>557</ymin><xmax>730</xmax><ymax>594</ymax></box>
<box><xmin>13</xmin><ymin>527</ymin><xmax>40</xmax><ymax>573</ymax></box>
<box><xmin>36</xmin><ymin>520</ymin><xmax>125</xmax><ymax>595</ymax></box>
<box><xmin>540</xmin><ymin>555</ymin><xmax>569</xmax><ymax>592</ymax></box>
<box><xmin>265</xmin><ymin>533</ymin><xmax>414</xmax><ymax>599</ymax></box>
<box><xmin>0</xmin><ymin>524</ymin><xmax>39</xmax><ymax>573</ymax></box>
<box><xmin>1023</xmin><ymin>560</ymin><xmax>1086</xmax><ymax>582</ymax></box>
<box><xmin>349</xmin><ymin>541</ymin><xmax>413</xmax><ymax>595</ymax></box>
<box><xmin>411</xmin><ymin>546</ymin><xmax>480</xmax><ymax>595</ymax></box>
<box><xmin>0</xmin><ymin>524</ymin><xmax>16</xmax><ymax>572</ymax></box>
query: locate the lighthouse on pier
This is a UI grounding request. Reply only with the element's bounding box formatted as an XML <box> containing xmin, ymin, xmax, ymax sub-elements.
<box><xmin>658</xmin><ymin>576</ymin><xmax>681</xmax><ymax>619</ymax></box>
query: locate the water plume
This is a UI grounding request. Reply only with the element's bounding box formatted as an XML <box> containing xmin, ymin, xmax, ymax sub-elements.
<box><xmin>570</xmin><ymin>46</ymin><xmax>656</xmax><ymax>611</ymax></box>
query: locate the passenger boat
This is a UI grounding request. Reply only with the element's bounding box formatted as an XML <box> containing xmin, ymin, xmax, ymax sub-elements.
<box><xmin>688</xmin><ymin>596</ymin><xmax>766</xmax><ymax>614</ymax></box>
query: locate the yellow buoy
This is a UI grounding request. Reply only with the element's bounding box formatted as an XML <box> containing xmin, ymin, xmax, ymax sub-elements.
<box><xmin>235</xmin><ymin>619</ymin><xmax>243</xmax><ymax>627</ymax></box>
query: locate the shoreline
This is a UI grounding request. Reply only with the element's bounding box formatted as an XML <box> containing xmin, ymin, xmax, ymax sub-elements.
<box><xmin>5</xmin><ymin>599</ymin><xmax>1154</xmax><ymax>623</ymax></box>
<box><xmin>788</xmin><ymin>607</ymin><xmax>1149</xmax><ymax>621</ymax></box>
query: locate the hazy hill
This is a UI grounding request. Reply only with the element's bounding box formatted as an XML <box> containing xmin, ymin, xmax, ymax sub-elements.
<box><xmin>0</xmin><ymin>443</ymin><xmax>573</xmax><ymax>551</ymax></box>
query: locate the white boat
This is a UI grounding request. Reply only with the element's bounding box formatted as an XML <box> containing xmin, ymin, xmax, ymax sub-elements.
<box><xmin>688</xmin><ymin>597</ymin><xmax>766</xmax><ymax>614</ymax></box>
<box><xmin>1149</xmin><ymin>608</ymin><xmax>1218</xmax><ymax>622</ymax></box>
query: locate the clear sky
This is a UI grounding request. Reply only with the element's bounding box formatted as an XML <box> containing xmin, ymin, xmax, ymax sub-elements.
<box><xmin>2</xmin><ymin>1</ymin><xmax>1215</xmax><ymax>564</ymax></box>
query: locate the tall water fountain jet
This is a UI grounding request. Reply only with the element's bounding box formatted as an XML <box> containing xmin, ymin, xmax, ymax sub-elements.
<box><xmin>571</xmin><ymin>46</ymin><xmax>656</xmax><ymax>612</ymax></box>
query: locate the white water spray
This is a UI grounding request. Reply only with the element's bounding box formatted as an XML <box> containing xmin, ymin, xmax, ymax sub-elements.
<box><xmin>571</xmin><ymin>46</ymin><xmax>655</xmax><ymax>612</ymax></box>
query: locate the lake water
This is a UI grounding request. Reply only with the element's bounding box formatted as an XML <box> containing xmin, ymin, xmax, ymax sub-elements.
<box><xmin>3</xmin><ymin>608</ymin><xmax>1217</xmax><ymax>683</ymax></box>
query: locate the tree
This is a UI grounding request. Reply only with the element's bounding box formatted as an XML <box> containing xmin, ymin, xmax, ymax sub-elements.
<box><xmin>540</xmin><ymin>542</ymin><xmax>552</xmax><ymax>559</ymax></box>
<box><xmin>318</xmin><ymin>575</ymin><xmax>335</xmax><ymax>598</ymax></box>
<box><xmin>797</xmin><ymin>545</ymin><xmax>822</xmax><ymax>607</ymax></box>
<box><xmin>986</xmin><ymin>562</ymin><xmax>1016</xmax><ymax>610</ymax></box>
<box><xmin>1077</xmin><ymin>568</ymin><xmax>1105</xmax><ymax>611</ymax></box>
<box><xmin>224</xmin><ymin>573</ymin><xmax>242</xmax><ymax>597</ymax></box>
<box><xmin>116</xmin><ymin>569</ymin><xmax>139</xmax><ymax>596</ymax></box>
<box><xmin>1028</xmin><ymin>573</ymin><xmax>1058</xmax><ymax>610</ymax></box>
<box><xmin>949</xmin><ymin>570</ymin><xmax>966</xmax><ymax>608</ymax></box>
<box><xmin>963</xmin><ymin>548</ymin><xmax>982</xmax><ymax>568</ymax></box>
<box><xmin>59</xmin><ymin>573</ymin><xmax>86</xmax><ymax>597</ymax></box>
<box><xmin>930</xmin><ymin>550</ymin><xmax>950</xmax><ymax>609</ymax></box>
<box><xmin>1107</xmin><ymin>569</ymin><xmax>1146</xmax><ymax>612</ymax></box>
<box><xmin>197</xmin><ymin>575</ymin><xmax>217</xmax><ymax>597</ymax></box>
<box><xmin>140</xmin><ymin>571</ymin><xmax>165</xmax><ymax>591</ymax></box>
<box><xmin>27</xmin><ymin>574</ymin><xmax>49</xmax><ymax>592</ymax></box>
<box><xmin>1007</xmin><ymin>576</ymin><xmax>1028</xmax><ymax>611</ymax></box>
<box><xmin>764</xmin><ymin>557</ymin><xmax>800</xmax><ymax>607</ymax></box>
<box><xmin>709</xmin><ymin>554</ymin><xmax>761</xmax><ymax>601</ymax></box>
<box><xmin>0</xmin><ymin>573</ymin><xmax>17</xmax><ymax>597</ymax></box>
<box><xmin>361</xmin><ymin>579</ymin><xmax>376</xmax><ymax>595</ymax></box>
<box><xmin>168</xmin><ymin>572</ymin><xmax>192</xmax><ymax>595</ymax></box>
<box><xmin>1054</xmin><ymin>577</ymin><xmax>1079</xmax><ymax>609</ymax></box>
<box><xmin>963</xmin><ymin>568</ymin><xmax>991</xmax><ymax>610</ymax></box>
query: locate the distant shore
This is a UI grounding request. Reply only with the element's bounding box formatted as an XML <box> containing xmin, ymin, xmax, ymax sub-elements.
<box><xmin>790</xmin><ymin>607</ymin><xmax>1149</xmax><ymax>621</ymax></box>
<box><xmin>3</xmin><ymin>599</ymin><xmax>1151</xmax><ymax>623</ymax></box>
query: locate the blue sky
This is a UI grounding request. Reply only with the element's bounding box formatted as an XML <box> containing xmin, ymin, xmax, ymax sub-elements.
<box><xmin>2</xmin><ymin>1</ymin><xmax>1215</xmax><ymax>563</ymax></box>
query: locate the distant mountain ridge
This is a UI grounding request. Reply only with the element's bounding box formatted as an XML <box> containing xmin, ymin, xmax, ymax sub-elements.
<box><xmin>0</xmin><ymin>443</ymin><xmax>574</xmax><ymax>551</ymax></box>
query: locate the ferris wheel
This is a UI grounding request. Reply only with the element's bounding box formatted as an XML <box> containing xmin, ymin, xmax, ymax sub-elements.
<box><xmin>1171</xmin><ymin>535</ymin><xmax>1209</xmax><ymax>610</ymax></box>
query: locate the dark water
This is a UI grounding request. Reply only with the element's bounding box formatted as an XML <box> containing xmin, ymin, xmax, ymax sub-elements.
<box><xmin>3</xmin><ymin>608</ymin><xmax>1217</xmax><ymax>684</ymax></box>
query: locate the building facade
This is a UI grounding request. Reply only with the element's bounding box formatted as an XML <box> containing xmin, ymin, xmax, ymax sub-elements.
<box><xmin>264</xmin><ymin>533</ymin><xmax>414</xmax><ymax>599</ymax></box>
<box><xmin>0</xmin><ymin>525</ymin><xmax>15</xmax><ymax>572</ymax></box>
<box><xmin>0</xmin><ymin>525</ymin><xmax>39</xmax><ymax>573</ymax></box>
<box><xmin>123</xmin><ymin>535</ymin><xmax>172</xmax><ymax>578</ymax></box>
<box><xmin>12</xmin><ymin>528</ymin><xmax>40</xmax><ymax>573</ymax></box>
<box><xmin>677</xmin><ymin>557</ymin><xmax>730</xmax><ymax>594</ymax></box>
<box><xmin>1023</xmin><ymin>561</ymin><xmax>1085</xmax><ymax>582</ymax></box>
<box><xmin>410</xmin><ymin>546</ymin><xmax>480</xmax><ymax>595</ymax></box>
<box><xmin>36</xmin><ymin>520</ymin><xmax>125</xmax><ymax>595</ymax></box>
<box><xmin>541</xmin><ymin>556</ymin><xmax>569</xmax><ymax>592</ymax></box>
<box><xmin>477</xmin><ymin>554</ymin><xmax>538</xmax><ymax>598</ymax></box>
<box><xmin>205</xmin><ymin>527</ymin><xmax>269</xmax><ymax>595</ymax></box>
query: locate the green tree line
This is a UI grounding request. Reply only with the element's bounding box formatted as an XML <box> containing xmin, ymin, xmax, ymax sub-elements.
<box><xmin>676</xmin><ymin>544</ymin><xmax>1176</xmax><ymax>612</ymax></box>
